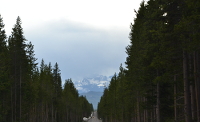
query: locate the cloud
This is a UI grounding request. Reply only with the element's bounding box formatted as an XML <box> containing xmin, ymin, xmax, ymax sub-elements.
<box><xmin>25</xmin><ymin>19</ymin><xmax>130</xmax><ymax>81</ymax></box>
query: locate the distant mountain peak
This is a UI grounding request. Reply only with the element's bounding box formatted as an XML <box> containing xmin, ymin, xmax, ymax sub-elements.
<box><xmin>73</xmin><ymin>74</ymin><xmax>111</xmax><ymax>93</ymax></box>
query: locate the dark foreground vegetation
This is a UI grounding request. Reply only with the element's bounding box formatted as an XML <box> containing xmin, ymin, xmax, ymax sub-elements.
<box><xmin>98</xmin><ymin>0</ymin><xmax>200</xmax><ymax>122</ymax></box>
<box><xmin>0</xmin><ymin>16</ymin><xmax>93</xmax><ymax>122</ymax></box>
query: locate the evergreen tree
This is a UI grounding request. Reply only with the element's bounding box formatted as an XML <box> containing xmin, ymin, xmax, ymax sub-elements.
<box><xmin>0</xmin><ymin>15</ymin><xmax>93</xmax><ymax>122</ymax></box>
<box><xmin>0</xmin><ymin>14</ymin><xmax>10</xmax><ymax>122</ymax></box>
<box><xmin>98</xmin><ymin>0</ymin><xmax>200</xmax><ymax>122</ymax></box>
<box><xmin>8</xmin><ymin>16</ymin><xmax>30</xmax><ymax>121</ymax></box>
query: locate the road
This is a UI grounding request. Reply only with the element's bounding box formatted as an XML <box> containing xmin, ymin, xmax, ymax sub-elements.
<box><xmin>88</xmin><ymin>111</ymin><xmax>102</xmax><ymax>122</ymax></box>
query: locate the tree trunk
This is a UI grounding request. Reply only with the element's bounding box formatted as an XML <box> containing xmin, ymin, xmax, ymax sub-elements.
<box><xmin>194</xmin><ymin>51</ymin><xmax>200</xmax><ymax>122</ymax></box>
<box><xmin>189</xmin><ymin>52</ymin><xmax>196</xmax><ymax>121</ymax></box>
<box><xmin>19</xmin><ymin>66</ymin><xmax>21</xmax><ymax>121</ymax></box>
<box><xmin>174</xmin><ymin>75</ymin><xmax>177</xmax><ymax>121</ymax></box>
<box><xmin>55</xmin><ymin>110</ymin><xmax>57</xmax><ymax>122</ymax></box>
<box><xmin>144</xmin><ymin>97</ymin><xmax>147</xmax><ymax>122</ymax></box>
<box><xmin>191</xmin><ymin>81</ymin><xmax>196</xmax><ymax>121</ymax></box>
<box><xmin>14</xmin><ymin>76</ymin><xmax>16</xmax><ymax>122</ymax></box>
<box><xmin>156</xmin><ymin>81</ymin><xmax>160</xmax><ymax>122</ymax></box>
<box><xmin>11</xmin><ymin>85</ymin><xmax>13</xmax><ymax>122</ymax></box>
<box><xmin>183</xmin><ymin>50</ymin><xmax>192</xmax><ymax>122</ymax></box>
<box><xmin>67</xmin><ymin>109</ymin><xmax>69</xmax><ymax>122</ymax></box>
<box><xmin>156</xmin><ymin>70</ymin><xmax>160</xmax><ymax>122</ymax></box>
<box><xmin>137</xmin><ymin>94</ymin><xmax>140</xmax><ymax>122</ymax></box>
<box><xmin>52</xmin><ymin>103</ymin><xmax>54</xmax><ymax>122</ymax></box>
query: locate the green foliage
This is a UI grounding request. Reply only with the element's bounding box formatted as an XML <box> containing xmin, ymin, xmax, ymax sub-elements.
<box><xmin>98</xmin><ymin>0</ymin><xmax>200</xmax><ymax>122</ymax></box>
<box><xmin>0</xmin><ymin>15</ymin><xmax>93</xmax><ymax>122</ymax></box>
<box><xmin>0</xmin><ymin>14</ymin><xmax>10</xmax><ymax>122</ymax></box>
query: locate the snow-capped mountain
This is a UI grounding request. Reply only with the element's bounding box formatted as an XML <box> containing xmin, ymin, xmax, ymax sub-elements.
<box><xmin>73</xmin><ymin>75</ymin><xmax>112</xmax><ymax>93</ymax></box>
<box><xmin>73</xmin><ymin>75</ymin><xmax>112</xmax><ymax>109</ymax></box>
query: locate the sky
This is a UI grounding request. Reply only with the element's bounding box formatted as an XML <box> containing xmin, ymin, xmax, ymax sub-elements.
<box><xmin>1</xmin><ymin>0</ymin><xmax>143</xmax><ymax>82</ymax></box>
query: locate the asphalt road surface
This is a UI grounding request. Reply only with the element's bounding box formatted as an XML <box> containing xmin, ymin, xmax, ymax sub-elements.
<box><xmin>88</xmin><ymin>111</ymin><xmax>102</xmax><ymax>122</ymax></box>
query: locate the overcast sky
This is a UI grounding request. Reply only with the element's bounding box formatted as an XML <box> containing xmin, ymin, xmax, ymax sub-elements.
<box><xmin>1</xmin><ymin>0</ymin><xmax>143</xmax><ymax>82</ymax></box>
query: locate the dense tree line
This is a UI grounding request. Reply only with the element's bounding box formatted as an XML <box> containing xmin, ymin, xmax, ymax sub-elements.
<box><xmin>0</xmin><ymin>15</ymin><xmax>93</xmax><ymax>122</ymax></box>
<box><xmin>98</xmin><ymin>0</ymin><xmax>200</xmax><ymax>122</ymax></box>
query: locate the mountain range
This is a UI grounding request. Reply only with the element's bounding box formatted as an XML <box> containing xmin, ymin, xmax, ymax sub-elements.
<box><xmin>72</xmin><ymin>75</ymin><xmax>112</xmax><ymax>109</ymax></box>
<box><xmin>73</xmin><ymin>75</ymin><xmax>112</xmax><ymax>93</ymax></box>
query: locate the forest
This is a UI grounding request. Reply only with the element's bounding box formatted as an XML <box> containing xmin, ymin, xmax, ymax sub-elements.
<box><xmin>98</xmin><ymin>0</ymin><xmax>200</xmax><ymax>122</ymax></box>
<box><xmin>0</xmin><ymin>16</ymin><xmax>93</xmax><ymax>122</ymax></box>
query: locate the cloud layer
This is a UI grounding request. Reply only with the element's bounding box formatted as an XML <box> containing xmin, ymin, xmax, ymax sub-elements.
<box><xmin>25</xmin><ymin>19</ymin><xmax>130</xmax><ymax>81</ymax></box>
